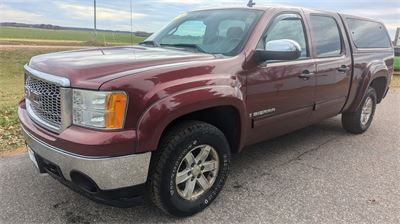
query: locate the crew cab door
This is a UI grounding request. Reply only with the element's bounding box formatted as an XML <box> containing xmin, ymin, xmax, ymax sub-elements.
<box><xmin>305</xmin><ymin>12</ymin><xmax>352</xmax><ymax>122</ymax></box>
<box><xmin>245</xmin><ymin>11</ymin><xmax>316</xmax><ymax>145</ymax></box>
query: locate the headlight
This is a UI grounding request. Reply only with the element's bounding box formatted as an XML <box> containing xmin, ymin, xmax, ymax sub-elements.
<box><xmin>72</xmin><ymin>89</ymin><xmax>127</xmax><ymax>129</ymax></box>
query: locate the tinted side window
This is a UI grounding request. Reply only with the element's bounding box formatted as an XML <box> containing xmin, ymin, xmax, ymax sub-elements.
<box><xmin>310</xmin><ymin>15</ymin><xmax>342</xmax><ymax>57</ymax></box>
<box><xmin>346</xmin><ymin>18</ymin><xmax>391</xmax><ymax>48</ymax></box>
<box><xmin>260</xmin><ymin>14</ymin><xmax>308</xmax><ymax>58</ymax></box>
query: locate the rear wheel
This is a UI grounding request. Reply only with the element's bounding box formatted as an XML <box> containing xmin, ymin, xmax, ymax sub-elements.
<box><xmin>147</xmin><ymin>121</ymin><xmax>231</xmax><ymax>217</ymax></box>
<box><xmin>342</xmin><ymin>87</ymin><xmax>377</xmax><ymax>134</ymax></box>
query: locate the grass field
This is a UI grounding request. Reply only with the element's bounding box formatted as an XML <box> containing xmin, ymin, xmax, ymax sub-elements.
<box><xmin>395</xmin><ymin>57</ymin><xmax>400</xmax><ymax>71</ymax></box>
<box><xmin>0</xmin><ymin>46</ymin><xmax>399</xmax><ymax>154</ymax></box>
<box><xmin>0</xmin><ymin>27</ymin><xmax>146</xmax><ymax>45</ymax></box>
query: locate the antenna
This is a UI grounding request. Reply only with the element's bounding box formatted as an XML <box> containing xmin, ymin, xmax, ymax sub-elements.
<box><xmin>93</xmin><ymin>0</ymin><xmax>97</xmax><ymax>39</ymax></box>
<box><xmin>247</xmin><ymin>0</ymin><xmax>256</xmax><ymax>7</ymax></box>
<box><xmin>130</xmin><ymin>0</ymin><xmax>133</xmax><ymax>45</ymax></box>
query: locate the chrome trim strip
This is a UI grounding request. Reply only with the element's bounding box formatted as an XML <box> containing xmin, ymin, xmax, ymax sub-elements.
<box><xmin>24</xmin><ymin>64</ymin><xmax>70</xmax><ymax>87</ymax></box>
<box><xmin>60</xmin><ymin>88</ymin><xmax>73</xmax><ymax>131</ymax></box>
<box><xmin>21</xmin><ymin>125</ymin><xmax>151</xmax><ymax>190</ymax></box>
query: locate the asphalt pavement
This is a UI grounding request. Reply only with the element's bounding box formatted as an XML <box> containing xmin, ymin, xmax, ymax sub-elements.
<box><xmin>1</xmin><ymin>91</ymin><xmax>399</xmax><ymax>224</ymax></box>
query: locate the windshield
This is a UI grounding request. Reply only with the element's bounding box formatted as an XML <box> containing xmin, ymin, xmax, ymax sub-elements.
<box><xmin>142</xmin><ymin>9</ymin><xmax>264</xmax><ymax>56</ymax></box>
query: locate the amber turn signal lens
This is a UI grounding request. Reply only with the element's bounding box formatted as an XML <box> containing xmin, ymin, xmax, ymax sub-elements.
<box><xmin>105</xmin><ymin>92</ymin><xmax>127</xmax><ymax>129</ymax></box>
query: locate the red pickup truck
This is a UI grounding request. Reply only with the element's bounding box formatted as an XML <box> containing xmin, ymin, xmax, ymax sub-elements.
<box><xmin>19</xmin><ymin>6</ymin><xmax>394</xmax><ymax>216</ymax></box>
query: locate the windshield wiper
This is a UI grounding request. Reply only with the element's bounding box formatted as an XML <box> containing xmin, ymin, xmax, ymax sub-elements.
<box><xmin>139</xmin><ymin>40</ymin><xmax>160</xmax><ymax>47</ymax></box>
<box><xmin>160</xmin><ymin>43</ymin><xmax>206</xmax><ymax>53</ymax></box>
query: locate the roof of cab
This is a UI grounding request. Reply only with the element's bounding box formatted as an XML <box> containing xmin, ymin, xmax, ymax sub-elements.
<box><xmin>191</xmin><ymin>5</ymin><xmax>383</xmax><ymax>24</ymax></box>
<box><xmin>191</xmin><ymin>5</ymin><xmax>339</xmax><ymax>16</ymax></box>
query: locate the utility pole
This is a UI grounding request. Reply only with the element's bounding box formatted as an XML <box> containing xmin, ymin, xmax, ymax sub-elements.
<box><xmin>94</xmin><ymin>0</ymin><xmax>97</xmax><ymax>39</ymax></box>
<box><xmin>130</xmin><ymin>0</ymin><xmax>133</xmax><ymax>45</ymax></box>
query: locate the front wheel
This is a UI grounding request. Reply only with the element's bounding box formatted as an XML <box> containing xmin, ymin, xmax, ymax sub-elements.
<box><xmin>147</xmin><ymin>121</ymin><xmax>231</xmax><ymax>217</ymax></box>
<box><xmin>342</xmin><ymin>87</ymin><xmax>377</xmax><ymax>134</ymax></box>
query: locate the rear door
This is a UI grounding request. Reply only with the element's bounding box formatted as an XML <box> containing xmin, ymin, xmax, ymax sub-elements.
<box><xmin>304</xmin><ymin>11</ymin><xmax>352</xmax><ymax>122</ymax></box>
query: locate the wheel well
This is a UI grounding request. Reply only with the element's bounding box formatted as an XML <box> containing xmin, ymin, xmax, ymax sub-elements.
<box><xmin>370</xmin><ymin>77</ymin><xmax>387</xmax><ymax>103</ymax></box>
<box><xmin>159</xmin><ymin>106</ymin><xmax>242</xmax><ymax>154</ymax></box>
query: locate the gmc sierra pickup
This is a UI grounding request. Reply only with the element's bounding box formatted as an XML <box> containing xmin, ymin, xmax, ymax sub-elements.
<box><xmin>19</xmin><ymin>6</ymin><xmax>394</xmax><ymax>216</ymax></box>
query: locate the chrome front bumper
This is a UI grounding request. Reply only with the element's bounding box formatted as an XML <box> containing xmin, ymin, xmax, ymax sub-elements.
<box><xmin>21</xmin><ymin>126</ymin><xmax>151</xmax><ymax>190</ymax></box>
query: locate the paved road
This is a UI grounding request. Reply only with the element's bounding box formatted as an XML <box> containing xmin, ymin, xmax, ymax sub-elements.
<box><xmin>1</xmin><ymin>91</ymin><xmax>399</xmax><ymax>224</ymax></box>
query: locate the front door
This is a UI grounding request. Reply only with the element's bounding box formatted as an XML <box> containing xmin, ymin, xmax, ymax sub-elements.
<box><xmin>245</xmin><ymin>12</ymin><xmax>316</xmax><ymax>145</ymax></box>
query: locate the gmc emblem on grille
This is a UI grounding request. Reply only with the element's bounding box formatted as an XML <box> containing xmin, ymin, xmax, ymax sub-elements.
<box><xmin>25</xmin><ymin>86</ymin><xmax>42</xmax><ymax>107</ymax></box>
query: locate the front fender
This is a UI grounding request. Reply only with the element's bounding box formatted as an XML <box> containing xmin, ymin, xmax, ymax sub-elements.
<box><xmin>135</xmin><ymin>85</ymin><xmax>246</xmax><ymax>153</ymax></box>
<box><xmin>347</xmin><ymin>61</ymin><xmax>388</xmax><ymax>112</ymax></box>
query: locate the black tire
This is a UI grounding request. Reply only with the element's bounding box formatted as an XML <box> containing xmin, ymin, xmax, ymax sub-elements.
<box><xmin>147</xmin><ymin>121</ymin><xmax>231</xmax><ymax>217</ymax></box>
<box><xmin>342</xmin><ymin>87</ymin><xmax>377</xmax><ymax>134</ymax></box>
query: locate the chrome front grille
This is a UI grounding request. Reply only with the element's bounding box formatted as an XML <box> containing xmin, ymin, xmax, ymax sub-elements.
<box><xmin>25</xmin><ymin>75</ymin><xmax>62</xmax><ymax>127</ymax></box>
<box><xmin>24</xmin><ymin>65</ymin><xmax>72</xmax><ymax>133</ymax></box>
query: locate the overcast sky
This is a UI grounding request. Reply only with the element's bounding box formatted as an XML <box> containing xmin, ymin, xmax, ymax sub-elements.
<box><xmin>1</xmin><ymin>0</ymin><xmax>399</xmax><ymax>38</ymax></box>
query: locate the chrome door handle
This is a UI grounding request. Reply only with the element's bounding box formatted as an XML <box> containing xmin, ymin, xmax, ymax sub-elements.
<box><xmin>299</xmin><ymin>70</ymin><xmax>315</xmax><ymax>80</ymax></box>
<box><xmin>338</xmin><ymin>65</ymin><xmax>349</xmax><ymax>73</ymax></box>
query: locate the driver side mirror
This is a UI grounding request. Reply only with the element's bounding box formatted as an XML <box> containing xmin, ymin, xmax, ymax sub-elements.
<box><xmin>255</xmin><ymin>39</ymin><xmax>302</xmax><ymax>63</ymax></box>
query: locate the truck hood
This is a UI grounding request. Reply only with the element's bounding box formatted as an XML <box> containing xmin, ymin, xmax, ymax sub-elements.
<box><xmin>28</xmin><ymin>46</ymin><xmax>216</xmax><ymax>89</ymax></box>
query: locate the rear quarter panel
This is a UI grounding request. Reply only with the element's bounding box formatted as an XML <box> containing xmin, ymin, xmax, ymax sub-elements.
<box><xmin>339</xmin><ymin>14</ymin><xmax>394</xmax><ymax>112</ymax></box>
